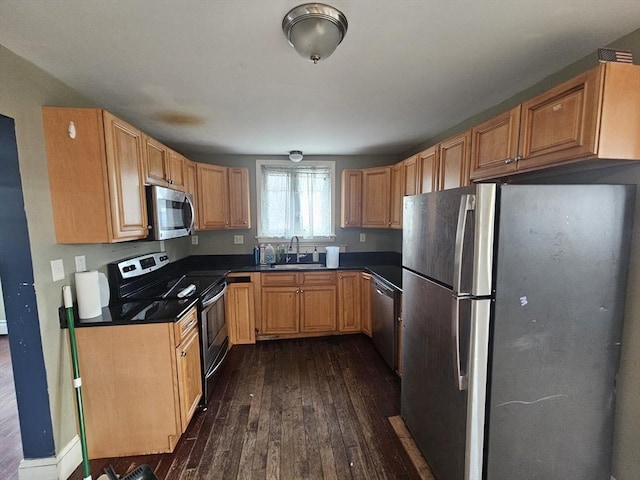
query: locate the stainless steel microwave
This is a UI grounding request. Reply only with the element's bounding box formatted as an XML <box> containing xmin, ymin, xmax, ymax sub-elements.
<box><xmin>146</xmin><ymin>185</ymin><xmax>195</xmax><ymax>240</ymax></box>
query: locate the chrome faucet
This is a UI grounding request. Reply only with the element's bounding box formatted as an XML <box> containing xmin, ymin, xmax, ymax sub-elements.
<box><xmin>288</xmin><ymin>235</ymin><xmax>305</xmax><ymax>263</ymax></box>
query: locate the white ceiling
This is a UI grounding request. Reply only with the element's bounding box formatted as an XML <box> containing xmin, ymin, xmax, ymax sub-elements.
<box><xmin>1</xmin><ymin>1</ymin><xmax>639</xmax><ymax>157</ymax></box>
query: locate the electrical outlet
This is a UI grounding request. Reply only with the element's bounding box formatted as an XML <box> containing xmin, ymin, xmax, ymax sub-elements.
<box><xmin>51</xmin><ymin>259</ymin><xmax>65</xmax><ymax>282</ymax></box>
<box><xmin>159</xmin><ymin>240</ymin><xmax>165</xmax><ymax>251</ymax></box>
<box><xmin>75</xmin><ymin>255</ymin><xmax>86</xmax><ymax>272</ymax></box>
<box><xmin>360</xmin><ymin>233</ymin><xmax>366</xmax><ymax>242</ymax></box>
<box><xmin>191</xmin><ymin>235</ymin><xmax>199</xmax><ymax>245</ymax></box>
<box><xmin>233</xmin><ymin>235</ymin><xmax>244</xmax><ymax>245</ymax></box>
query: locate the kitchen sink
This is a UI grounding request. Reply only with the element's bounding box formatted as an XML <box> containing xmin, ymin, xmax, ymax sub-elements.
<box><xmin>269</xmin><ymin>263</ymin><xmax>325</xmax><ymax>270</ymax></box>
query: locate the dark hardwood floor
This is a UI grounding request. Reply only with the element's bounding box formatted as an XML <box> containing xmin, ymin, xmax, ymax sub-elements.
<box><xmin>0</xmin><ymin>335</ymin><xmax>22</xmax><ymax>480</ymax></box>
<box><xmin>68</xmin><ymin>334</ymin><xmax>422</xmax><ymax>480</ymax></box>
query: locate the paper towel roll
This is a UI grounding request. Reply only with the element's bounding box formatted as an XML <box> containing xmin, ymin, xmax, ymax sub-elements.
<box><xmin>75</xmin><ymin>271</ymin><xmax>101</xmax><ymax>319</ymax></box>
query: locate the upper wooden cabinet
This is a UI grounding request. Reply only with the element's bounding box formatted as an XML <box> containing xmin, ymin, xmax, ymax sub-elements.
<box><xmin>439</xmin><ymin>130</ymin><xmax>471</xmax><ymax>190</ymax></box>
<box><xmin>143</xmin><ymin>137</ymin><xmax>185</xmax><ymax>191</ymax></box>
<box><xmin>470</xmin><ymin>106</ymin><xmax>521</xmax><ymax>180</ymax></box>
<box><xmin>43</xmin><ymin>107</ymin><xmax>149</xmax><ymax>243</ymax></box>
<box><xmin>340</xmin><ymin>169</ymin><xmax>362</xmax><ymax>227</ymax></box>
<box><xmin>403</xmin><ymin>154</ymin><xmax>419</xmax><ymax>196</ymax></box>
<box><xmin>417</xmin><ymin>145</ymin><xmax>439</xmax><ymax>194</ymax></box>
<box><xmin>389</xmin><ymin>162</ymin><xmax>404</xmax><ymax>229</ymax></box>
<box><xmin>228</xmin><ymin>167</ymin><xmax>251</xmax><ymax>229</ymax></box>
<box><xmin>197</xmin><ymin>164</ymin><xmax>250</xmax><ymax>230</ymax></box>
<box><xmin>471</xmin><ymin>62</ymin><xmax>640</xmax><ymax>180</ymax></box>
<box><xmin>362</xmin><ymin>166</ymin><xmax>392</xmax><ymax>227</ymax></box>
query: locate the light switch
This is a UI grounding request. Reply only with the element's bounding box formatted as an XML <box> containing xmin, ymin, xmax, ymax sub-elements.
<box><xmin>75</xmin><ymin>255</ymin><xmax>86</xmax><ymax>272</ymax></box>
<box><xmin>234</xmin><ymin>235</ymin><xmax>244</xmax><ymax>244</ymax></box>
<box><xmin>192</xmin><ymin>235</ymin><xmax>199</xmax><ymax>245</ymax></box>
<box><xmin>51</xmin><ymin>259</ymin><xmax>65</xmax><ymax>282</ymax></box>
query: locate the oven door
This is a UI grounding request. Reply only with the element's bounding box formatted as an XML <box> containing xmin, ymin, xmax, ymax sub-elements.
<box><xmin>200</xmin><ymin>282</ymin><xmax>228</xmax><ymax>404</ymax></box>
<box><xmin>148</xmin><ymin>185</ymin><xmax>195</xmax><ymax>240</ymax></box>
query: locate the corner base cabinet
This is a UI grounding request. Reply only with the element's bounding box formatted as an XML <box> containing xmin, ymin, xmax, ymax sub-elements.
<box><xmin>75</xmin><ymin>307</ymin><xmax>201</xmax><ymax>458</ymax></box>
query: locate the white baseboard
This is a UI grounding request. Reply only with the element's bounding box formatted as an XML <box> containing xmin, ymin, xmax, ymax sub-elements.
<box><xmin>0</xmin><ymin>319</ymin><xmax>7</xmax><ymax>335</ymax></box>
<box><xmin>18</xmin><ymin>435</ymin><xmax>82</xmax><ymax>480</ymax></box>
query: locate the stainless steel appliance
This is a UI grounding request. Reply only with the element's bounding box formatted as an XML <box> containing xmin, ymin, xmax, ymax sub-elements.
<box><xmin>146</xmin><ymin>185</ymin><xmax>195</xmax><ymax>240</ymax></box>
<box><xmin>107</xmin><ymin>253</ymin><xmax>228</xmax><ymax>406</ymax></box>
<box><xmin>401</xmin><ymin>184</ymin><xmax>635</xmax><ymax>480</ymax></box>
<box><xmin>370</xmin><ymin>276</ymin><xmax>398</xmax><ymax>371</ymax></box>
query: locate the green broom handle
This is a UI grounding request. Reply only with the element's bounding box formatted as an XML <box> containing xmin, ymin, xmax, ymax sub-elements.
<box><xmin>64</xmin><ymin>286</ymin><xmax>92</xmax><ymax>480</ymax></box>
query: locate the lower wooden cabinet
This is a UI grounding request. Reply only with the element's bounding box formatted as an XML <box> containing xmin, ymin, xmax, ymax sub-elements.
<box><xmin>226</xmin><ymin>275</ymin><xmax>257</xmax><ymax>345</ymax></box>
<box><xmin>75</xmin><ymin>306</ymin><xmax>201</xmax><ymax>458</ymax></box>
<box><xmin>360</xmin><ymin>272</ymin><xmax>372</xmax><ymax>337</ymax></box>
<box><xmin>337</xmin><ymin>271</ymin><xmax>362</xmax><ymax>332</ymax></box>
<box><xmin>259</xmin><ymin>271</ymin><xmax>337</xmax><ymax>337</ymax></box>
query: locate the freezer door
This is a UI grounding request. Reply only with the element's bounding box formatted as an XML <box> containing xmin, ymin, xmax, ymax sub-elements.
<box><xmin>401</xmin><ymin>269</ymin><xmax>469</xmax><ymax>480</ymax></box>
<box><xmin>403</xmin><ymin>185</ymin><xmax>496</xmax><ymax>296</ymax></box>
<box><xmin>485</xmin><ymin>184</ymin><xmax>635</xmax><ymax>479</ymax></box>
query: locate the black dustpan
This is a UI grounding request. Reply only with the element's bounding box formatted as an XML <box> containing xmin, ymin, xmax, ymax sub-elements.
<box><xmin>104</xmin><ymin>464</ymin><xmax>158</xmax><ymax>480</ymax></box>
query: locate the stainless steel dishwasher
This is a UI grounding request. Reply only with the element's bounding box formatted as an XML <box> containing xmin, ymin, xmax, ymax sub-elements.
<box><xmin>371</xmin><ymin>276</ymin><xmax>398</xmax><ymax>371</ymax></box>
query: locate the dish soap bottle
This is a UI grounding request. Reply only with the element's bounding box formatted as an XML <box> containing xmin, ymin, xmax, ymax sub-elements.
<box><xmin>264</xmin><ymin>244</ymin><xmax>276</xmax><ymax>265</ymax></box>
<box><xmin>312</xmin><ymin>246</ymin><xmax>319</xmax><ymax>262</ymax></box>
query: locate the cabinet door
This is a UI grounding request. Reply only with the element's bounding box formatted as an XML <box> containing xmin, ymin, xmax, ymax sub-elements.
<box><xmin>102</xmin><ymin>111</ymin><xmax>149</xmax><ymax>241</ymax></box>
<box><xmin>167</xmin><ymin>150</ymin><xmax>186</xmax><ymax>191</ymax></box>
<box><xmin>518</xmin><ymin>67</ymin><xmax>602</xmax><ymax>169</ymax></box>
<box><xmin>227</xmin><ymin>282</ymin><xmax>256</xmax><ymax>345</ymax></box>
<box><xmin>362</xmin><ymin>166</ymin><xmax>391</xmax><ymax>227</ymax></box>
<box><xmin>197</xmin><ymin>164</ymin><xmax>229</xmax><ymax>229</ymax></box>
<box><xmin>228</xmin><ymin>167</ymin><xmax>251</xmax><ymax>229</ymax></box>
<box><xmin>337</xmin><ymin>271</ymin><xmax>361</xmax><ymax>332</ymax></box>
<box><xmin>143</xmin><ymin>135</ymin><xmax>169</xmax><ymax>186</ymax></box>
<box><xmin>183</xmin><ymin>159</ymin><xmax>199</xmax><ymax>230</ymax></box>
<box><xmin>175</xmin><ymin>328</ymin><xmax>202</xmax><ymax>433</ymax></box>
<box><xmin>300</xmin><ymin>286</ymin><xmax>337</xmax><ymax>333</ymax></box>
<box><xmin>439</xmin><ymin>130</ymin><xmax>471</xmax><ymax>190</ymax></box>
<box><xmin>403</xmin><ymin>155</ymin><xmax>419</xmax><ymax>196</ymax></box>
<box><xmin>389</xmin><ymin>163</ymin><xmax>404</xmax><ymax>229</ymax></box>
<box><xmin>261</xmin><ymin>287</ymin><xmax>300</xmax><ymax>334</ymax></box>
<box><xmin>360</xmin><ymin>273</ymin><xmax>372</xmax><ymax>337</ymax></box>
<box><xmin>417</xmin><ymin>146</ymin><xmax>439</xmax><ymax>194</ymax></box>
<box><xmin>470</xmin><ymin>106</ymin><xmax>520</xmax><ymax>180</ymax></box>
<box><xmin>340</xmin><ymin>169</ymin><xmax>362</xmax><ymax>227</ymax></box>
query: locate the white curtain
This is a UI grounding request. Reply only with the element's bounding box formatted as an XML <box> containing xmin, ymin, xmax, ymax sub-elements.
<box><xmin>260</xmin><ymin>164</ymin><xmax>331</xmax><ymax>238</ymax></box>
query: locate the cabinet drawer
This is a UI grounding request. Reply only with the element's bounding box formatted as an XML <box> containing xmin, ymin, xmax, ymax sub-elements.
<box><xmin>300</xmin><ymin>271</ymin><xmax>336</xmax><ymax>286</ymax></box>
<box><xmin>174</xmin><ymin>306</ymin><xmax>198</xmax><ymax>345</ymax></box>
<box><xmin>261</xmin><ymin>272</ymin><xmax>298</xmax><ymax>286</ymax></box>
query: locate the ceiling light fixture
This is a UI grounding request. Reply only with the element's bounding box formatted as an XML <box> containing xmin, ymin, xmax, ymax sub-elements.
<box><xmin>282</xmin><ymin>3</ymin><xmax>348</xmax><ymax>64</ymax></box>
<box><xmin>289</xmin><ymin>150</ymin><xmax>304</xmax><ymax>162</ymax></box>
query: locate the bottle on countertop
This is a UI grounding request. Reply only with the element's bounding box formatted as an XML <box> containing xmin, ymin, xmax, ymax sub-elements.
<box><xmin>312</xmin><ymin>246</ymin><xmax>319</xmax><ymax>262</ymax></box>
<box><xmin>264</xmin><ymin>244</ymin><xmax>276</xmax><ymax>264</ymax></box>
<box><xmin>254</xmin><ymin>245</ymin><xmax>260</xmax><ymax>265</ymax></box>
<box><xmin>259</xmin><ymin>244</ymin><xmax>266</xmax><ymax>265</ymax></box>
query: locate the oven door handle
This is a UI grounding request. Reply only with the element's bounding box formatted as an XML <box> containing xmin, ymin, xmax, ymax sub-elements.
<box><xmin>202</xmin><ymin>283</ymin><xmax>227</xmax><ymax>308</ymax></box>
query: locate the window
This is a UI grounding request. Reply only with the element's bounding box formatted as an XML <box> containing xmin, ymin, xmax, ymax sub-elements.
<box><xmin>256</xmin><ymin>160</ymin><xmax>335</xmax><ymax>241</ymax></box>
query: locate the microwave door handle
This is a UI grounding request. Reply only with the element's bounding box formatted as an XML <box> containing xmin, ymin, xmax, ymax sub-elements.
<box><xmin>453</xmin><ymin>194</ymin><xmax>475</xmax><ymax>295</ymax></box>
<box><xmin>184</xmin><ymin>194</ymin><xmax>196</xmax><ymax>232</ymax></box>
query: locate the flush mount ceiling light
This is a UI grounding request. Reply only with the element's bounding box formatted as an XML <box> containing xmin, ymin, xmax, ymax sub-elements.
<box><xmin>282</xmin><ymin>3</ymin><xmax>348</xmax><ymax>64</ymax></box>
<box><xmin>289</xmin><ymin>150</ymin><xmax>304</xmax><ymax>162</ymax></box>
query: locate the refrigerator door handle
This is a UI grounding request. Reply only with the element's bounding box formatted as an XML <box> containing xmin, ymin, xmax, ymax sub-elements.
<box><xmin>454</xmin><ymin>194</ymin><xmax>475</xmax><ymax>295</ymax></box>
<box><xmin>452</xmin><ymin>297</ymin><xmax>468</xmax><ymax>391</ymax></box>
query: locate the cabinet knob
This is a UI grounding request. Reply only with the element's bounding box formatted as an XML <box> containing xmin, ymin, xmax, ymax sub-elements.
<box><xmin>300</xmin><ymin>289</ymin><xmax>304</xmax><ymax>293</ymax></box>
<box><xmin>504</xmin><ymin>157</ymin><xmax>514</xmax><ymax>165</ymax></box>
<box><xmin>514</xmin><ymin>155</ymin><xmax>523</xmax><ymax>162</ymax></box>
<box><xmin>180</xmin><ymin>351</ymin><xmax>187</xmax><ymax>357</ymax></box>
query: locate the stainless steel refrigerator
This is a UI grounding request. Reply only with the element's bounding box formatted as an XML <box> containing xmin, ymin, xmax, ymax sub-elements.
<box><xmin>401</xmin><ymin>184</ymin><xmax>635</xmax><ymax>480</ymax></box>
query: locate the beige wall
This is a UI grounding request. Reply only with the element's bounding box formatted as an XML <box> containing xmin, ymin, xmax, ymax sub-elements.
<box><xmin>0</xmin><ymin>45</ymin><xmax>191</xmax><ymax>453</ymax></box>
<box><xmin>185</xmin><ymin>153</ymin><xmax>403</xmax><ymax>255</ymax></box>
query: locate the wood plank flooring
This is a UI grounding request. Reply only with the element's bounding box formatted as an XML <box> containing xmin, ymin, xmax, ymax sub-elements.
<box><xmin>68</xmin><ymin>334</ymin><xmax>423</xmax><ymax>480</ymax></box>
<box><xmin>0</xmin><ymin>335</ymin><xmax>22</xmax><ymax>480</ymax></box>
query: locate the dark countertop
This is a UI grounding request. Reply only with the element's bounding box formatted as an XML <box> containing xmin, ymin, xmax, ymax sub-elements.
<box><xmin>62</xmin><ymin>251</ymin><xmax>402</xmax><ymax>328</ymax></box>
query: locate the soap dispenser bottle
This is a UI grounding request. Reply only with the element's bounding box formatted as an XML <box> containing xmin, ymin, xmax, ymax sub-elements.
<box><xmin>312</xmin><ymin>246</ymin><xmax>319</xmax><ymax>262</ymax></box>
